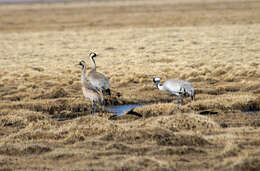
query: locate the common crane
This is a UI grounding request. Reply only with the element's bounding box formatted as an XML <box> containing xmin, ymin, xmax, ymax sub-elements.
<box><xmin>88</xmin><ymin>52</ymin><xmax>111</xmax><ymax>96</ymax></box>
<box><xmin>78</xmin><ymin>60</ymin><xmax>104</xmax><ymax>114</ymax></box>
<box><xmin>153</xmin><ymin>77</ymin><xmax>195</xmax><ymax>112</ymax></box>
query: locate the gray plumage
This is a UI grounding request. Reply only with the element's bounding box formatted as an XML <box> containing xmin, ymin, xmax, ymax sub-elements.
<box><xmin>78</xmin><ymin>60</ymin><xmax>104</xmax><ymax>114</ymax></box>
<box><xmin>88</xmin><ymin>52</ymin><xmax>111</xmax><ymax>96</ymax></box>
<box><xmin>153</xmin><ymin>77</ymin><xmax>195</xmax><ymax>104</ymax></box>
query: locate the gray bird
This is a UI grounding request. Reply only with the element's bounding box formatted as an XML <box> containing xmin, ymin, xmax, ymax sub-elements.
<box><xmin>153</xmin><ymin>77</ymin><xmax>195</xmax><ymax>112</ymax></box>
<box><xmin>78</xmin><ymin>60</ymin><xmax>104</xmax><ymax>114</ymax></box>
<box><xmin>88</xmin><ymin>52</ymin><xmax>111</xmax><ymax>96</ymax></box>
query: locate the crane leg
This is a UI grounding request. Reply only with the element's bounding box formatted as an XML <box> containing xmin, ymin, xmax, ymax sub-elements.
<box><xmin>91</xmin><ymin>101</ymin><xmax>96</xmax><ymax>114</ymax></box>
<box><xmin>170</xmin><ymin>95</ymin><xmax>183</xmax><ymax>114</ymax></box>
<box><xmin>191</xmin><ymin>94</ymin><xmax>195</xmax><ymax>101</ymax></box>
<box><xmin>177</xmin><ymin>95</ymin><xmax>183</xmax><ymax>104</ymax></box>
<box><xmin>93</xmin><ymin>103</ymin><xmax>96</xmax><ymax>114</ymax></box>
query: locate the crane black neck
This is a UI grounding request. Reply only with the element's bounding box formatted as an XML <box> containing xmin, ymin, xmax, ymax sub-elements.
<box><xmin>90</xmin><ymin>56</ymin><xmax>96</xmax><ymax>71</ymax></box>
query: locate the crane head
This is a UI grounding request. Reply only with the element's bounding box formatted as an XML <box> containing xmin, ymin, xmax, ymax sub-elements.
<box><xmin>89</xmin><ymin>51</ymin><xmax>97</xmax><ymax>58</ymax></box>
<box><xmin>78</xmin><ymin>60</ymin><xmax>86</xmax><ymax>68</ymax></box>
<box><xmin>153</xmin><ymin>77</ymin><xmax>161</xmax><ymax>87</ymax></box>
<box><xmin>153</xmin><ymin>77</ymin><xmax>161</xmax><ymax>83</ymax></box>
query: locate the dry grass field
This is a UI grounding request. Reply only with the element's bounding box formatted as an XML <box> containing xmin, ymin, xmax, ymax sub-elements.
<box><xmin>0</xmin><ymin>0</ymin><xmax>260</xmax><ymax>170</ymax></box>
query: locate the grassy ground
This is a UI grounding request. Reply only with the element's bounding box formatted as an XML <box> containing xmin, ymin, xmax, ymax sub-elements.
<box><xmin>0</xmin><ymin>0</ymin><xmax>260</xmax><ymax>170</ymax></box>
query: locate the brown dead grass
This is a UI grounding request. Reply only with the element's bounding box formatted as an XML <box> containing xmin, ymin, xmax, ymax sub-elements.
<box><xmin>0</xmin><ymin>0</ymin><xmax>260</xmax><ymax>170</ymax></box>
<box><xmin>1</xmin><ymin>0</ymin><xmax>260</xmax><ymax>32</ymax></box>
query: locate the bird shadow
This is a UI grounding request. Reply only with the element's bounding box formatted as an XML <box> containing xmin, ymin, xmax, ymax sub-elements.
<box><xmin>108</xmin><ymin>108</ymin><xmax>142</xmax><ymax>120</ymax></box>
<box><xmin>199</xmin><ymin>110</ymin><xmax>219</xmax><ymax>115</ymax></box>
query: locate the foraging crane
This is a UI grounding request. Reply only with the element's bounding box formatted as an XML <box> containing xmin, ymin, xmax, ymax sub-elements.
<box><xmin>153</xmin><ymin>77</ymin><xmax>195</xmax><ymax>112</ymax></box>
<box><xmin>78</xmin><ymin>60</ymin><xmax>104</xmax><ymax>114</ymax></box>
<box><xmin>88</xmin><ymin>52</ymin><xmax>111</xmax><ymax>96</ymax></box>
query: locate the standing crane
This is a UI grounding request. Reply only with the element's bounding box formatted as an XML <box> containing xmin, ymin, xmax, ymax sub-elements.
<box><xmin>88</xmin><ymin>52</ymin><xmax>111</xmax><ymax>96</ymax></box>
<box><xmin>78</xmin><ymin>60</ymin><xmax>104</xmax><ymax>114</ymax></box>
<box><xmin>153</xmin><ymin>77</ymin><xmax>195</xmax><ymax>113</ymax></box>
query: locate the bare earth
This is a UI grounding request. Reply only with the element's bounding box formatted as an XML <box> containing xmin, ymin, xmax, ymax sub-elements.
<box><xmin>0</xmin><ymin>0</ymin><xmax>260</xmax><ymax>170</ymax></box>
